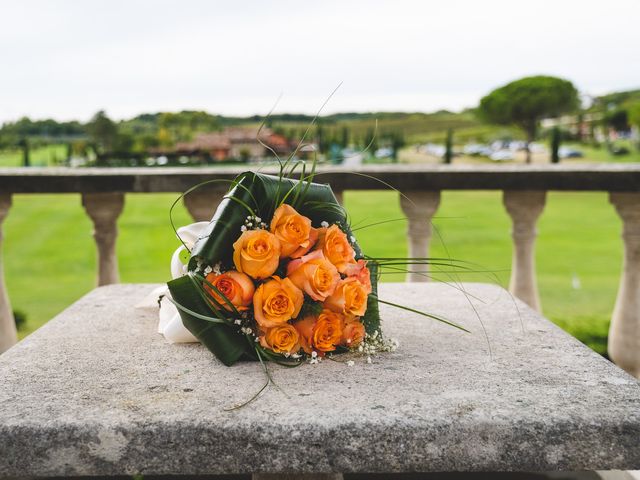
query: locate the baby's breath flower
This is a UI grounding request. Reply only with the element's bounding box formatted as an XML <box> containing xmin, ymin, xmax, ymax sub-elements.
<box><xmin>347</xmin><ymin>360</ymin><xmax>355</xmax><ymax>367</ymax></box>
<box><xmin>240</xmin><ymin>225</ymin><xmax>248</xmax><ymax>232</ymax></box>
<box><xmin>320</xmin><ymin>221</ymin><xmax>329</xmax><ymax>228</ymax></box>
<box><xmin>360</xmin><ymin>330</ymin><xmax>399</xmax><ymax>356</ymax></box>
<box><xmin>243</xmin><ymin>214</ymin><xmax>266</xmax><ymax>231</ymax></box>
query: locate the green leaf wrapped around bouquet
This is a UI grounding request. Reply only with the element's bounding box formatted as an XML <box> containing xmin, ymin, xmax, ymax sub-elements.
<box><xmin>167</xmin><ymin>274</ymin><xmax>253</xmax><ymax>366</ymax></box>
<box><xmin>168</xmin><ymin>171</ymin><xmax>380</xmax><ymax>366</ymax></box>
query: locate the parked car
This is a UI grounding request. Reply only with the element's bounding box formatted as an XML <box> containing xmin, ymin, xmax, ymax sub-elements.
<box><xmin>420</xmin><ymin>143</ymin><xmax>446</xmax><ymax>158</ymax></box>
<box><xmin>558</xmin><ymin>147</ymin><xmax>584</xmax><ymax>159</ymax></box>
<box><xmin>463</xmin><ymin>144</ymin><xmax>493</xmax><ymax>156</ymax></box>
<box><xmin>489</xmin><ymin>149</ymin><xmax>514</xmax><ymax>162</ymax></box>
<box><xmin>374</xmin><ymin>147</ymin><xmax>393</xmax><ymax>159</ymax></box>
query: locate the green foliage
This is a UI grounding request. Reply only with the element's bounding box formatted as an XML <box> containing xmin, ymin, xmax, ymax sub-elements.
<box><xmin>157</xmin><ymin>110</ymin><xmax>221</xmax><ymax>142</ymax></box>
<box><xmin>590</xmin><ymin>89</ymin><xmax>640</xmax><ymax>111</ymax></box>
<box><xmin>364</xmin><ymin>127</ymin><xmax>378</xmax><ymax>152</ymax></box>
<box><xmin>628</xmin><ymin>103</ymin><xmax>640</xmax><ymax>128</ymax></box>
<box><xmin>479</xmin><ymin>75</ymin><xmax>579</xmax><ymax>141</ymax></box>
<box><xmin>444</xmin><ymin>128</ymin><xmax>453</xmax><ymax>164</ymax></box>
<box><xmin>605</xmin><ymin>109</ymin><xmax>629</xmax><ymax>131</ymax></box>
<box><xmin>390</xmin><ymin>131</ymin><xmax>405</xmax><ymax>162</ymax></box>
<box><xmin>299</xmin><ymin>298</ymin><xmax>323</xmax><ymax>319</ymax></box>
<box><xmin>551</xmin><ymin>127</ymin><xmax>561</xmax><ymax>163</ymax></box>
<box><xmin>0</xmin><ymin>117</ymin><xmax>84</xmax><ymax>144</ymax></box>
<box><xmin>86</xmin><ymin>110</ymin><xmax>118</xmax><ymax>153</ymax></box>
<box><xmin>340</xmin><ymin>126</ymin><xmax>349</xmax><ymax>148</ymax></box>
<box><xmin>316</xmin><ymin>124</ymin><xmax>326</xmax><ymax>153</ymax></box>
<box><xmin>13</xmin><ymin>309</ymin><xmax>26</xmax><ymax>329</ymax></box>
<box><xmin>18</xmin><ymin>138</ymin><xmax>30</xmax><ymax>167</ymax></box>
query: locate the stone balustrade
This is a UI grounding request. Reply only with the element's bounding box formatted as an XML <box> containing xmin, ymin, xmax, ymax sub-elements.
<box><xmin>0</xmin><ymin>164</ymin><xmax>639</xmax><ymax>377</ymax></box>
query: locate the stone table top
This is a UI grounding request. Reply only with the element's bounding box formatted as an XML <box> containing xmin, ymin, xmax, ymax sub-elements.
<box><xmin>0</xmin><ymin>283</ymin><xmax>639</xmax><ymax>477</ymax></box>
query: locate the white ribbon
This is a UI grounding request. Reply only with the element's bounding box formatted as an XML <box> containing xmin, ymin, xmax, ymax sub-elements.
<box><xmin>157</xmin><ymin>221</ymin><xmax>210</xmax><ymax>344</ymax></box>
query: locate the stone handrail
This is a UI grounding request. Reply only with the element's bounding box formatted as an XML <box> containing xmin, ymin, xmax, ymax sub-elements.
<box><xmin>0</xmin><ymin>165</ymin><xmax>638</xmax><ymax>377</ymax></box>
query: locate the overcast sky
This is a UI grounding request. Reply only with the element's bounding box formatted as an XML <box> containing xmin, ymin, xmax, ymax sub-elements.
<box><xmin>1</xmin><ymin>0</ymin><xmax>639</xmax><ymax>123</ymax></box>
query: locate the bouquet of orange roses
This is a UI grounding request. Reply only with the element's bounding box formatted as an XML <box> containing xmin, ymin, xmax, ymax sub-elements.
<box><xmin>167</xmin><ymin>171</ymin><xmax>385</xmax><ymax>367</ymax></box>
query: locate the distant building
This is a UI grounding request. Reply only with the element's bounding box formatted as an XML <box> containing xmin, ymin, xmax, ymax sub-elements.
<box><xmin>172</xmin><ymin>127</ymin><xmax>302</xmax><ymax>161</ymax></box>
<box><xmin>541</xmin><ymin>112</ymin><xmax>605</xmax><ymax>142</ymax></box>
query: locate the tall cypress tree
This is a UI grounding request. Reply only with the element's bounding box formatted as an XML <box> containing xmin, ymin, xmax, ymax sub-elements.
<box><xmin>444</xmin><ymin>128</ymin><xmax>454</xmax><ymax>164</ymax></box>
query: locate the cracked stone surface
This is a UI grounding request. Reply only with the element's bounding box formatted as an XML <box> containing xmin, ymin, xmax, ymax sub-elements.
<box><xmin>0</xmin><ymin>283</ymin><xmax>639</xmax><ymax>477</ymax></box>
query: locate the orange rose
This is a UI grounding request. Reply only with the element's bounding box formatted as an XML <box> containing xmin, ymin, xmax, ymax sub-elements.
<box><xmin>286</xmin><ymin>250</ymin><xmax>340</xmax><ymax>302</ymax></box>
<box><xmin>324</xmin><ymin>277</ymin><xmax>369</xmax><ymax>317</ymax></box>
<box><xmin>270</xmin><ymin>204</ymin><xmax>318</xmax><ymax>258</ymax></box>
<box><xmin>204</xmin><ymin>270</ymin><xmax>255</xmax><ymax>311</ymax></box>
<box><xmin>232</xmin><ymin>229</ymin><xmax>281</xmax><ymax>280</ymax></box>
<box><xmin>312</xmin><ymin>310</ymin><xmax>344</xmax><ymax>353</ymax></box>
<box><xmin>343</xmin><ymin>259</ymin><xmax>372</xmax><ymax>294</ymax></box>
<box><xmin>315</xmin><ymin>225</ymin><xmax>356</xmax><ymax>273</ymax></box>
<box><xmin>341</xmin><ymin>318</ymin><xmax>365</xmax><ymax>348</ymax></box>
<box><xmin>259</xmin><ymin>323</ymin><xmax>300</xmax><ymax>355</ymax></box>
<box><xmin>293</xmin><ymin>316</ymin><xmax>316</xmax><ymax>354</ymax></box>
<box><xmin>253</xmin><ymin>276</ymin><xmax>304</xmax><ymax>328</ymax></box>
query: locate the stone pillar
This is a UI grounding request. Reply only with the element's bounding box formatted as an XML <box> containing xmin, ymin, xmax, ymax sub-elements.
<box><xmin>503</xmin><ymin>190</ymin><xmax>546</xmax><ymax>311</ymax></box>
<box><xmin>0</xmin><ymin>194</ymin><xmax>17</xmax><ymax>354</ymax></box>
<box><xmin>82</xmin><ymin>193</ymin><xmax>125</xmax><ymax>286</ymax></box>
<box><xmin>609</xmin><ymin>192</ymin><xmax>640</xmax><ymax>378</ymax></box>
<box><xmin>253</xmin><ymin>474</ymin><xmax>343</xmax><ymax>480</ymax></box>
<box><xmin>183</xmin><ymin>188</ymin><xmax>227</xmax><ymax>222</ymax></box>
<box><xmin>399</xmin><ymin>191</ymin><xmax>441</xmax><ymax>282</ymax></box>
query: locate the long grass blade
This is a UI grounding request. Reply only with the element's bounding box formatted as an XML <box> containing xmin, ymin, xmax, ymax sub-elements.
<box><xmin>372</xmin><ymin>295</ymin><xmax>470</xmax><ymax>333</ymax></box>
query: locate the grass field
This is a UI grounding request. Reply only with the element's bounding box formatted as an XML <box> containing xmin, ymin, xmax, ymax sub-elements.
<box><xmin>4</xmin><ymin>190</ymin><xmax>621</xmax><ymax>354</ymax></box>
<box><xmin>0</xmin><ymin>144</ymin><xmax>68</xmax><ymax>167</ymax></box>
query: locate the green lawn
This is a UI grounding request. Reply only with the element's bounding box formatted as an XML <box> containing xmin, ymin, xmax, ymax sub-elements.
<box><xmin>4</xmin><ymin>191</ymin><xmax>621</xmax><ymax>354</ymax></box>
<box><xmin>0</xmin><ymin>144</ymin><xmax>68</xmax><ymax>167</ymax></box>
<box><xmin>564</xmin><ymin>141</ymin><xmax>640</xmax><ymax>163</ymax></box>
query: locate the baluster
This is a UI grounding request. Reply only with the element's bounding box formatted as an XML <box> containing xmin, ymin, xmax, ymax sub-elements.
<box><xmin>183</xmin><ymin>188</ymin><xmax>228</xmax><ymax>222</ymax></box>
<box><xmin>503</xmin><ymin>190</ymin><xmax>546</xmax><ymax>311</ymax></box>
<box><xmin>0</xmin><ymin>194</ymin><xmax>16</xmax><ymax>354</ymax></box>
<box><xmin>399</xmin><ymin>191</ymin><xmax>441</xmax><ymax>282</ymax></box>
<box><xmin>82</xmin><ymin>193</ymin><xmax>125</xmax><ymax>286</ymax></box>
<box><xmin>609</xmin><ymin>192</ymin><xmax>640</xmax><ymax>378</ymax></box>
